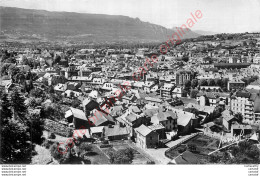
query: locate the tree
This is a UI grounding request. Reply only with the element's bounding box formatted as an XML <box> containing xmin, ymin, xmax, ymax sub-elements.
<box><xmin>0</xmin><ymin>92</ymin><xmax>12</xmax><ymax>124</ymax></box>
<box><xmin>54</xmin><ymin>55</ymin><xmax>61</xmax><ymax>64</ymax></box>
<box><xmin>199</xmin><ymin>79</ymin><xmax>208</xmax><ymax>86</ymax></box>
<box><xmin>1</xmin><ymin>119</ymin><xmax>32</xmax><ymax>163</ymax></box>
<box><xmin>234</xmin><ymin>113</ymin><xmax>243</xmax><ymax>123</ymax></box>
<box><xmin>50</xmin><ymin>143</ymin><xmax>66</xmax><ymax>163</ymax></box>
<box><xmin>21</xmin><ymin>56</ymin><xmax>29</xmax><ymax>65</ymax></box>
<box><xmin>71</xmin><ymin>99</ymin><xmax>81</xmax><ymax>108</ymax></box>
<box><xmin>26</xmin><ymin>97</ymin><xmax>37</xmax><ymax>108</ymax></box>
<box><xmin>191</xmin><ymin>79</ymin><xmax>198</xmax><ymax>88</ymax></box>
<box><xmin>246</xmin><ymin>145</ymin><xmax>260</xmax><ymax>160</ymax></box>
<box><xmin>0</xmin><ymin>89</ymin><xmax>35</xmax><ymax>165</ymax></box>
<box><xmin>10</xmin><ymin>89</ymin><xmax>27</xmax><ymax>120</ymax></box>
<box><xmin>0</xmin><ymin>63</ymin><xmax>12</xmax><ymax>76</ymax></box>
<box><xmin>190</xmin><ymin>89</ymin><xmax>199</xmax><ymax>98</ymax></box>
<box><xmin>108</xmin><ymin>148</ymin><xmax>134</xmax><ymax>164</ymax></box>
<box><xmin>215</xmin><ymin>79</ymin><xmax>222</xmax><ymax>87</ymax></box>
<box><xmin>27</xmin><ymin>117</ymin><xmax>44</xmax><ymax>145</ymax></box>
<box><xmin>181</xmin><ymin>56</ymin><xmax>189</xmax><ymax>62</ymax></box>
<box><xmin>77</xmin><ymin>143</ymin><xmax>92</xmax><ymax>158</ymax></box>
<box><xmin>208</xmin><ymin>79</ymin><xmax>215</xmax><ymax>86</ymax></box>
<box><xmin>8</xmin><ymin>66</ymin><xmax>20</xmax><ymax>82</ymax></box>
<box><xmin>30</xmin><ymin>88</ymin><xmax>44</xmax><ymax>98</ymax></box>
<box><xmin>184</xmin><ymin>80</ymin><xmax>191</xmax><ymax>89</ymax></box>
<box><xmin>221</xmin><ymin>78</ymin><xmax>229</xmax><ymax>88</ymax></box>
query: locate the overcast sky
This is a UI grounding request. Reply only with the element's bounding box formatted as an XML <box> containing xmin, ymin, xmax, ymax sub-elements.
<box><xmin>1</xmin><ymin>0</ymin><xmax>260</xmax><ymax>33</ymax></box>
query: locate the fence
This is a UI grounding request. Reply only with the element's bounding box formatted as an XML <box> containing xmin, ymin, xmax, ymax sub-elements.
<box><xmin>164</xmin><ymin>132</ymin><xmax>200</xmax><ymax>159</ymax></box>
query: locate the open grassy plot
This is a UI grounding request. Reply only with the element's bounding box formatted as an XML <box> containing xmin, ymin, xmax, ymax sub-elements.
<box><xmin>165</xmin><ymin>134</ymin><xmax>219</xmax><ymax>163</ymax></box>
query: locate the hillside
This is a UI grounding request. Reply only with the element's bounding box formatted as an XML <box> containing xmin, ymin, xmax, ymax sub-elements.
<box><xmin>0</xmin><ymin>6</ymin><xmax>199</xmax><ymax>43</ymax></box>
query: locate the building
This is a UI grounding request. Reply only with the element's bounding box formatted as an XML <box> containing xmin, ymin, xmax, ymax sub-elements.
<box><xmin>254</xmin><ymin>94</ymin><xmax>260</xmax><ymax>122</ymax></box>
<box><xmin>151</xmin><ymin>110</ymin><xmax>178</xmax><ymax>132</ymax></box>
<box><xmin>104</xmin><ymin>125</ymin><xmax>130</xmax><ymax>141</ymax></box>
<box><xmin>160</xmin><ymin>83</ymin><xmax>175</xmax><ymax>99</ymax></box>
<box><xmin>172</xmin><ymin>87</ymin><xmax>187</xmax><ymax>98</ymax></box>
<box><xmin>222</xmin><ymin>110</ymin><xmax>237</xmax><ymax>131</ymax></box>
<box><xmin>230</xmin><ymin>91</ymin><xmax>256</xmax><ymax>123</ymax></box>
<box><xmin>175</xmin><ymin>70</ymin><xmax>192</xmax><ymax>86</ymax></box>
<box><xmin>231</xmin><ymin>123</ymin><xmax>252</xmax><ymax>136</ymax></box>
<box><xmin>135</xmin><ymin>124</ymin><xmax>159</xmax><ymax>149</ymax></box>
<box><xmin>228</xmin><ymin>80</ymin><xmax>245</xmax><ymax>91</ymax></box>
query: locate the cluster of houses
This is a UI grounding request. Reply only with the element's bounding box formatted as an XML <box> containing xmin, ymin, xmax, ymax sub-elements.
<box><xmin>1</xmin><ymin>33</ymin><xmax>260</xmax><ymax>150</ymax></box>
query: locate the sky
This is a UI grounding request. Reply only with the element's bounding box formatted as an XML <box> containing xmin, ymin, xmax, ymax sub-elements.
<box><xmin>1</xmin><ymin>0</ymin><xmax>260</xmax><ymax>33</ymax></box>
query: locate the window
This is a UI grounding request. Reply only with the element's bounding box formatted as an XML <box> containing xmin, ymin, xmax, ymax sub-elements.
<box><xmin>150</xmin><ymin>136</ymin><xmax>152</xmax><ymax>140</ymax></box>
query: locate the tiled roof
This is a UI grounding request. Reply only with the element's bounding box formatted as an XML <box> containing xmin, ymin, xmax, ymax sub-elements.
<box><xmin>104</xmin><ymin>125</ymin><xmax>129</xmax><ymax>137</ymax></box>
<box><xmin>70</xmin><ymin>107</ymin><xmax>87</xmax><ymax>121</ymax></box>
<box><xmin>135</xmin><ymin>124</ymin><xmax>153</xmax><ymax>136</ymax></box>
<box><xmin>157</xmin><ymin>110</ymin><xmax>178</xmax><ymax>121</ymax></box>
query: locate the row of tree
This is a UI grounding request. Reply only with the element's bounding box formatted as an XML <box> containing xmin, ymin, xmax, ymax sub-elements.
<box><xmin>0</xmin><ymin>89</ymin><xmax>44</xmax><ymax>163</ymax></box>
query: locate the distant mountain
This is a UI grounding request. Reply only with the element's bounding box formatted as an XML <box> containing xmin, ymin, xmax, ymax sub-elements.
<box><xmin>193</xmin><ymin>30</ymin><xmax>217</xmax><ymax>36</ymax></box>
<box><xmin>0</xmin><ymin>6</ymin><xmax>199</xmax><ymax>43</ymax></box>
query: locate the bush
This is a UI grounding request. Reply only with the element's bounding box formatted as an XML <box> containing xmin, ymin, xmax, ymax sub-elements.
<box><xmin>50</xmin><ymin>143</ymin><xmax>64</xmax><ymax>162</ymax></box>
<box><xmin>42</xmin><ymin>140</ymin><xmax>54</xmax><ymax>149</ymax></box>
<box><xmin>49</xmin><ymin>133</ymin><xmax>56</xmax><ymax>139</ymax></box>
<box><xmin>77</xmin><ymin>143</ymin><xmax>92</xmax><ymax>157</ymax></box>
<box><xmin>100</xmin><ymin>144</ymin><xmax>112</xmax><ymax>148</ymax></box>
<box><xmin>108</xmin><ymin>148</ymin><xmax>134</xmax><ymax>164</ymax></box>
<box><xmin>178</xmin><ymin>147</ymin><xmax>186</xmax><ymax>153</ymax></box>
<box><xmin>67</xmin><ymin>130</ymin><xmax>74</xmax><ymax>137</ymax></box>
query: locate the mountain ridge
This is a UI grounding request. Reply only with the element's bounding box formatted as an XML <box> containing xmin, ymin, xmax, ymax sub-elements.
<box><xmin>0</xmin><ymin>6</ymin><xmax>199</xmax><ymax>43</ymax></box>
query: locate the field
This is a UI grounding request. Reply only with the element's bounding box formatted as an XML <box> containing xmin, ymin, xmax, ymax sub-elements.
<box><xmin>165</xmin><ymin>134</ymin><xmax>219</xmax><ymax>163</ymax></box>
<box><xmin>87</xmin><ymin>144</ymin><xmax>111</xmax><ymax>164</ymax></box>
<box><xmin>98</xmin><ymin>140</ymin><xmax>152</xmax><ymax>164</ymax></box>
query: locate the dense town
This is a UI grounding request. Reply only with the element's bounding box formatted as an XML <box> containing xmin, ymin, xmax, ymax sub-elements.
<box><xmin>1</xmin><ymin>32</ymin><xmax>260</xmax><ymax>165</ymax></box>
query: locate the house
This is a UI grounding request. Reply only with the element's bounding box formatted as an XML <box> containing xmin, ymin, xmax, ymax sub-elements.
<box><xmin>160</xmin><ymin>83</ymin><xmax>175</xmax><ymax>99</ymax></box>
<box><xmin>148</xmin><ymin>124</ymin><xmax>166</xmax><ymax>139</ymax></box>
<box><xmin>143</xmin><ymin>81</ymin><xmax>155</xmax><ymax>93</ymax></box>
<box><xmin>200</xmin><ymin>86</ymin><xmax>221</xmax><ymax>92</ymax></box>
<box><xmin>169</xmin><ymin>151</ymin><xmax>199</xmax><ymax>164</ymax></box>
<box><xmin>173</xmin><ymin>109</ymin><xmax>197</xmax><ymax>135</ymax></box>
<box><xmin>109</xmin><ymin>105</ymin><xmax>124</xmax><ymax>119</ymax></box>
<box><xmin>88</xmin><ymin>109</ymin><xmax>115</xmax><ymax>127</ymax></box>
<box><xmin>127</xmin><ymin>105</ymin><xmax>142</xmax><ymax>114</ymax></box>
<box><xmin>90</xmin><ymin>126</ymin><xmax>104</xmax><ymax>138</ymax></box>
<box><xmin>186</xmin><ymin>103</ymin><xmax>215</xmax><ymax>123</ymax></box>
<box><xmin>102</xmin><ymin>82</ymin><xmax>116</xmax><ymax>91</ymax></box>
<box><xmin>104</xmin><ymin>124</ymin><xmax>130</xmax><ymax>141</ymax></box>
<box><xmin>82</xmin><ymin>98</ymin><xmax>100</xmax><ymax>115</ymax></box>
<box><xmin>151</xmin><ymin>110</ymin><xmax>178</xmax><ymax>132</ymax></box>
<box><xmin>117</xmin><ymin>112</ymin><xmax>145</xmax><ymax>136</ymax></box>
<box><xmin>222</xmin><ymin>110</ymin><xmax>237</xmax><ymax>131</ymax></box>
<box><xmin>228</xmin><ymin>79</ymin><xmax>245</xmax><ymax>91</ymax></box>
<box><xmin>196</xmin><ymin>92</ymin><xmax>219</xmax><ymax>107</ymax></box>
<box><xmin>65</xmin><ymin>107</ymin><xmax>89</xmax><ymax>129</ymax></box>
<box><xmin>135</xmin><ymin>124</ymin><xmax>159</xmax><ymax>148</ymax></box>
<box><xmin>231</xmin><ymin>123</ymin><xmax>252</xmax><ymax>136</ymax></box>
<box><xmin>88</xmin><ymin>90</ymin><xmax>103</xmax><ymax>103</ymax></box>
<box><xmin>230</xmin><ymin>91</ymin><xmax>256</xmax><ymax>122</ymax></box>
<box><xmin>203</xmin><ymin>122</ymin><xmax>223</xmax><ymax>133</ymax></box>
<box><xmin>54</xmin><ymin>83</ymin><xmax>67</xmax><ymax>92</ymax></box>
<box><xmin>145</xmin><ymin>97</ymin><xmax>163</xmax><ymax>106</ymax></box>
<box><xmin>66</xmin><ymin>82</ymin><xmax>81</xmax><ymax>91</ymax></box>
<box><xmin>172</xmin><ymin>87</ymin><xmax>187</xmax><ymax>98</ymax></box>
